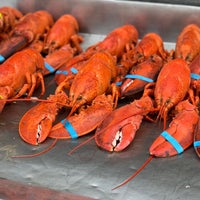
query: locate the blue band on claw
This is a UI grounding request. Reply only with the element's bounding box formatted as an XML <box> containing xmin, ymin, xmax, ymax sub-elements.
<box><xmin>70</xmin><ymin>67</ymin><xmax>78</xmax><ymax>74</ymax></box>
<box><xmin>161</xmin><ymin>131</ymin><xmax>184</xmax><ymax>154</ymax></box>
<box><xmin>125</xmin><ymin>74</ymin><xmax>154</xmax><ymax>83</ymax></box>
<box><xmin>191</xmin><ymin>73</ymin><xmax>200</xmax><ymax>80</ymax></box>
<box><xmin>44</xmin><ymin>62</ymin><xmax>55</xmax><ymax>73</ymax></box>
<box><xmin>55</xmin><ymin>70</ymin><xmax>68</xmax><ymax>75</ymax></box>
<box><xmin>0</xmin><ymin>54</ymin><xmax>5</xmax><ymax>63</ymax></box>
<box><xmin>61</xmin><ymin>119</ymin><xmax>78</xmax><ymax>139</ymax></box>
<box><xmin>193</xmin><ymin>141</ymin><xmax>200</xmax><ymax>147</ymax></box>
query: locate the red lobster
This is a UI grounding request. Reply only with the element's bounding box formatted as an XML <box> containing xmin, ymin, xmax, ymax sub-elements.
<box><xmin>0</xmin><ymin>10</ymin><xmax>54</xmax><ymax>62</ymax></box>
<box><xmin>54</xmin><ymin>24</ymin><xmax>139</xmax><ymax>86</ymax></box>
<box><xmin>113</xmin><ymin>99</ymin><xmax>199</xmax><ymax>190</ymax></box>
<box><xmin>95</xmin><ymin>58</ymin><xmax>191</xmax><ymax>152</ymax></box>
<box><xmin>0</xmin><ymin>6</ymin><xmax>23</xmax><ymax>35</ymax></box>
<box><xmin>121</xmin><ymin>32</ymin><xmax>168</xmax><ymax>70</ymax></box>
<box><xmin>43</xmin><ymin>14</ymin><xmax>83</xmax><ymax>54</ymax></box>
<box><xmin>0</xmin><ymin>48</ymin><xmax>46</xmax><ymax>112</ymax></box>
<box><xmin>175</xmin><ymin>24</ymin><xmax>200</xmax><ymax>63</ymax></box>
<box><xmin>18</xmin><ymin>51</ymin><xmax>119</xmax><ymax>146</ymax></box>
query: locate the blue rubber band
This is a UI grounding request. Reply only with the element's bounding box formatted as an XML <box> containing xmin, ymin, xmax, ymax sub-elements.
<box><xmin>191</xmin><ymin>73</ymin><xmax>200</xmax><ymax>80</ymax></box>
<box><xmin>115</xmin><ymin>81</ymin><xmax>122</xmax><ymax>86</ymax></box>
<box><xmin>55</xmin><ymin>70</ymin><xmax>68</xmax><ymax>75</ymax></box>
<box><xmin>0</xmin><ymin>54</ymin><xmax>5</xmax><ymax>63</ymax></box>
<box><xmin>161</xmin><ymin>131</ymin><xmax>184</xmax><ymax>154</ymax></box>
<box><xmin>70</xmin><ymin>67</ymin><xmax>78</xmax><ymax>74</ymax></box>
<box><xmin>61</xmin><ymin>119</ymin><xmax>78</xmax><ymax>139</ymax></box>
<box><xmin>125</xmin><ymin>74</ymin><xmax>154</xmax><ymax>83</ymax></box>
<box><xmin>44</xmin><ymin>62</ymin><xmax>55</xmax><ymax>73</ymax></box>
<box><xmin>194</xmin><ymin>141</ymin><xmax>200</xmax><ymax>147</ymax></box>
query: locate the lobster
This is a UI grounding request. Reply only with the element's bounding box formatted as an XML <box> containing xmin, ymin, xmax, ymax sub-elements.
<box><xmin>121</xmin><ymin>32</ymin><xmax>168</xmax><ymax>71</ymax></box>
<box><xmin>18</xmin><ymin>51</ymin><xmax>119</xmax><ymax>146</ymax></box>
<box><xmin>95</xmin><ymin>85</ymin><xmax>154</xmax><ymax>152</ymax></box>
<box><xmin>95</xmin><ymin>58</ymin><xmax>191</xmax><ymax>153</ymax></box>
<box><xmin>54</xmin><ymin>24</ymin><xmax>139</xmax><ymax>86</ymax></box>
<box><xmin>0</xmin><ymin>6</ymin><xmax>23</xmax><ymax>34</ymax></box>
<box><xmin>43</xmin><ymin>14</ymin><xmax>83</xmax><ymax>55</ymax></box>
<box><xmin>0</xmin><ymin>10</ymin><xmax>54</xmax><ymax>62</ymax></box>
<box><xmin>153</xmin><ymin>58</ymin><xmax>191</xmax><ymax>129</ymax></box>
<box><xmin>120</xmin><ymin>54</ymin><xmax>163</xmax><ymax>97</ymax></box>
<box><xmin>113</xmin><ymin>99</ymin><xmax>199</xmax><ymax>190</ymax></box>
<box><xmin>0</xmin><ymin>48</ymin><xmax>46</xmax><ymax>112</ymax></box>
<box><xmin>175</xmin><ymin>24</ymin><xmax>200</xmax><ymax>63</ymax></box>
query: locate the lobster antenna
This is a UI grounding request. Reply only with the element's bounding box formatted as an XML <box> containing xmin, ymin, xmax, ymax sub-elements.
<box><xmin>67</xmin><ymin>135</ymin><xmax>95</xmax><ymax>155</ymax></box>
<box><xmin>112</xmin><ymin>155</ymin><xmax>154</xmax><ymax>190</ymax></box>
<box><xmin>11</xmin><ymin>139</ymin><xmax>58</xmax><ymax>158</ymax></box>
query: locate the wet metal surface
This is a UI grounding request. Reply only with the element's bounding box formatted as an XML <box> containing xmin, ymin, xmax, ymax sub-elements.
<box><xmin>1</xmin><ymin>1</ymin><xmax>200</xmax><ymax>200</ymax></box>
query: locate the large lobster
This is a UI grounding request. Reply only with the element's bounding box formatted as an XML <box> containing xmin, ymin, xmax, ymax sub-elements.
<box><xmin>18</xmin><ymin>51</ymin><xmax>119</xmax><ymax>146</ymax></box>
<box><xmin>54</xmin><ymin>24</ymin><xmax>139</xmax><ymax>86</ymax></box>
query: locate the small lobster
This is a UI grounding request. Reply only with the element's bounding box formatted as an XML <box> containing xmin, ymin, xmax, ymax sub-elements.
<box><xmin>54</xmin><ymin>24</ymin><xmax>139</xmax><ymax>86</ymax></box>
<box><xmin>18</xmin><ymin>51</ymin><xmax>119</xmax><ymax>145</ymax></box>
<box><xmin>0</xmin><ymin>10</ymin><xmax>54</xmax><ymax>62</ymax></box>
<box><xmin>43</xmin><ymin>14</ymin><xmax>83</xmax><ymax>54</ymax></box>
<box><xmin>175</xmin><ymin>24</ymin><xmax>200</xmax><ymax>63</ymax></box>
<box><xmin>0</xmin><ymin>48</ymin><xmax>46</xmax><ymax>112</ymax></box>
<box><xmin>121</xmin><ymin>32</ymin><xmax>168</xmax><ymax>70</ymax></box>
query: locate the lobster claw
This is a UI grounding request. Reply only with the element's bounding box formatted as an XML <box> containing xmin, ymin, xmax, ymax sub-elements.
<box><xmin>19</xmin><ymin>101</ymin><xmax>58</xmax><ymax>145</ymax></box>
<box><xmin>95</xmin><ymin>95</ymin><xmax>154</xmax><ymax>152</ymax></box>
<box><xmin>49</xmin><ymin>94</ymin><xmax>114</xmax><ymax>140</ymax></box>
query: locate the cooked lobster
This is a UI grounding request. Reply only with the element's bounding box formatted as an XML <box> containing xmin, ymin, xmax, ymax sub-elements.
<box><xmin>43</xmin><ymin>14</ymin><xmax>83</xmax><ymax>54</ymax></box>
<box><xmin>0</xmin><ymin>48</ymin><xmax>46</xmax><ymax>112</ymax></box>
<box><xmin>0</xmin><ymin>10</ymin><xmax>54</xmax><ymax>61</ymax></box>
<box><xmin>18</xmin><ymin>51</ymin><xmax>119</xmax><ymax>145</ymax></box>
<box><xmin>54</xmin><ymin>24</ymin><xmax>139</xmax><ymax>86</ymax></box>
<box><xmin>175</xmin><ymin>24</ymin><xmax>200</xmax><ymax>62</ymax></box>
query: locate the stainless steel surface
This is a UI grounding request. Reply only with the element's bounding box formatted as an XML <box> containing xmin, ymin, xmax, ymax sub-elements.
<box><xmin>1</xmin><ymin>1</ymin><xmax>200</xmax><ymax>200</ymax></box>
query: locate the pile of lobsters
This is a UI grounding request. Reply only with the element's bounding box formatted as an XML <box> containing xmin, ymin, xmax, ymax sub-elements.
<box><xmin>1</xmin><ymin>6</ymin><xmax>200</xmax><ymax>164</ymax></box>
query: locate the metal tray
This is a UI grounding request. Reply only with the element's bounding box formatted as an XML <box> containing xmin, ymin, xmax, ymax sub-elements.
<box><xmin>1</xmin><ymin>1</ymin><xmax>200</xmax><ymax>200</ymax></box>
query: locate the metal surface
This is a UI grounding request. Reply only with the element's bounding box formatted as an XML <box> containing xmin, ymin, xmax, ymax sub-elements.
<box><xmin>1</xmin><ymin>1</ymin><xmax>200</xmax><ymax>200</ymax></box>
